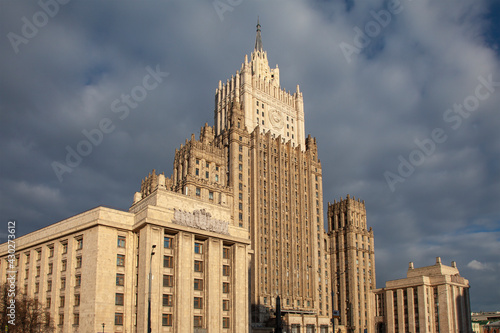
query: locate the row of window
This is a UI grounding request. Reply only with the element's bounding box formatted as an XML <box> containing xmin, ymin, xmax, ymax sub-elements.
<box><xmin>58</xmin><ymin>313</ymin><xmax>80</xmax><ymax>326</ymax></box>
<box><xmin>18</xmin><ymin>237</ymin><xmax>83</xmax><ymax>266</ymax></box>
<box><xmin>119</xmin><ymin>247</ymin><xmax>232</xmax><ymax>268</ymax></box>
<box><xmin>61</xmin><ymin>312</ymin><xmax>227</xmax><ymax>328</ymax></box>
<box><xmin>109</xmin><ymin>313</ymin><xmax>231</xmax><ymax>328</ymax></box>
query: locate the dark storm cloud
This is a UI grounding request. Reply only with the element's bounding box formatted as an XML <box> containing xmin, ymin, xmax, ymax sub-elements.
<box><xmin>0</xmin><ymin>0</ymin><xmax>499</xmax><ymax>311</ymax></box>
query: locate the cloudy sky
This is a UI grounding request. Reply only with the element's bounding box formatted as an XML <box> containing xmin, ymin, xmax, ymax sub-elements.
<box><xmin>1</xmin><ymin>0</ymin><xmax>499</xmax><ymax>311</ymax></box>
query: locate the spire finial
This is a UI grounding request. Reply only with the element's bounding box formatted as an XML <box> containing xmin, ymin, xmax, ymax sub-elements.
<box><xmin>254</xmin><ymin>17</ymin><xmax>263</xmax><ymax>52</ymax></box>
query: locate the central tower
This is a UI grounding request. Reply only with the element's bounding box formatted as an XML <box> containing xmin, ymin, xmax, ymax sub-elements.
<box><xmin>167</xmin><ymin>21</ymin><xmax>335</xmax><ymax>331</ymax></box>
<box><xmin>214</xmin><ymin>19</ymin><xmax>306</xmax><ymax>150</ymax></box>
<box><xmin>214</xmin><ymin>21</ymin><xmax>331</xmax><ymax>330</ymax></box>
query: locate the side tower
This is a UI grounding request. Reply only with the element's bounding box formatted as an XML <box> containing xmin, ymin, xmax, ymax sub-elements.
<box><xmin>328</xmin><ymin>195</ymin><xmax>376</xmax><ymax>333</ymax></box>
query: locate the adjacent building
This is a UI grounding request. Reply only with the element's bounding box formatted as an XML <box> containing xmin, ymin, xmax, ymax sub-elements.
<box><xmin>372</xmin><ymin>257</ymin><xmax>472</xmax><ymax>333</ymax></box>
<box><xmin>0</xmin><ymin>185</ymin><xmax>251</xmax><ymax>332</ymax></box>
<box><xmin>483</xmin><ymin>321</ymin><xmax>500</xmax><ymax>333</ymax></box>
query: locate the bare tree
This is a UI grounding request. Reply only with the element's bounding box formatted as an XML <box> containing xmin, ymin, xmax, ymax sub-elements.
<box><xmin>0</xmin><ymin>284</ymin><xmax>54</xmax><ymax>333</ymax></box>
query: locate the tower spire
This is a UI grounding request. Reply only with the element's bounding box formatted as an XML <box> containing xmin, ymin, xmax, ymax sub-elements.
<box><xmin>254</xmin><ymin>17</ymin><xmax>263</xmax><ymax>52</ymax></box>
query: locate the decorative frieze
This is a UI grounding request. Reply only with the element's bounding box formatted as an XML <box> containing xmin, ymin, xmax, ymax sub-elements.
<box><xmin>173</xmin><ymin>209</ymin><xmax>229</xmax><ymax>235</ymax></box>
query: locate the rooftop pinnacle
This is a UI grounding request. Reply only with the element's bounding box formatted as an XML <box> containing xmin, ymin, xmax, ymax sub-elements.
<box><xmin>254</xmin><ymin>18</ymin><xmax>263</xmax><ymax>52</ymax></box>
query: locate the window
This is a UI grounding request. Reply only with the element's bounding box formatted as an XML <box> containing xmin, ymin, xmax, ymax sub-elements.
<box><xmin>36</xmin><ymin>250</ymin><xmax>42</xmax><ymax>260</ymax></box>
<box><xmin>117</xmin><ymin>255</ymin><xmax>125</xmax><ymax>266</ymax></box>
<box><xmin>76</xmin><ymin>238</ymin><xmax>83</xmax><ymax>250</ymax></box>
<box><xmin>194</xmin><ymin>260</ymin><xmax>203</xmax><ymax>272</ymax></box>
<box><xmin>73</xmin><ymin>313</ymin><xmax>79</xmax><ymax>326</ymax></box>
<box><xmin>36</xmin><ymin>266</ymin><xmax>40</xmax><ymax>277</ymax></box>
<box><xmin>116</xmin><ymin>273</ymin><xmax>125</xmax><ymax>286</ymax></box>
<box><xmin>223</xmin><ymin>300</ymin><xmax>230</xmax><ymax>311</ymax></box>
<box><xmin>223</xmin><ymin>282</ymin><xmax>230</xmax><ymax>293</ymax></box>
<box><xmin>195</xmin><ymin>168</ymin><xmax>199</xmax><ymax>176</ymax></box>
<box><xmin>196</xmin><ymin>188</ymin><xmax>201</xmax><ymax>196</ymax></box>
<box><xmin>74</xmin><ymin>294</ymin><xmax>80</xmax><ymax>306</ymax></box>
<box><xmin>194</xmin><ymin>315</ymin><xmax>203</xmax><ymax>328</ymax></box>
<box><xmin>209</xmin><ymin>191</ymin><xmax>214</xmax><ymax>200</ymax></box>
<box><xmin>223</xmin><ymin>265</ymin><xmax>230</xmax><ymax>276</ymax></box>
<box><xmin>115</xmin><ymin>313</ymin><xmax>123</xmax><ymax>326</ymax></box>
<box><xmin>223</xmin><ymin>247</ymin><xmax>230</xmax><ymax>259</ymax></box>
<box><xmin>194</xmin><ymin>242</ymin><xmax>203</xmax><ymax>254</ymax></box>
<box><xmin>194</xmin><ymin>297</ymin><xmax>203</xmax><ymax>309</ymax></box>
<box><xmin>205</xmin><ymin>171</ymin><xmax>209</xmax><ymax>178</ymax></box>
<box><xmin>117</xmin><ymin>236</ymin><xmax>126</xmax><ymax>248</ymax></box>
<box><xmin>115</xmin><ymin>293</ymin><xmax>124</xmax><ymax>305</ymax></box>
<box><xmin>162</xmin><ymin>313</ymin><xmax>173</xmax><ymax>326</ymax></box>
<box><xmin>48</xmin><ymin>246</ymin><xmax>54</xmax><ymax>258</ymax></box>
<box><xmin>75</xmin><ymin>256</ymin><xmax>82</xmax><ymax>269</ymax></box>
<box><xmin>164</xmin><ymin>236</ymin><xmax>173</xmax><ymax>249</ymax></box>
<box><xmin>58</xmin><ymin>314</ymin><xmax>64</xmax><ymax>326</ymax></box>
<box><xmin>61</xmin><ymin>260</ymin><xmax>67</xmax><ymax>271</ymax></box>
<box><xmin>46</xmin><ymin>297</ymin><xmax>51</xmax><ymax>308</ymax></box>
<box><xmin>60</xmin><ymin>277</ymin><xmax>66</xmax><ymax>289</ymax></box>
<box><xmin>75</xmin><ymin>275</ymin><xmax>81</xmax><ymax>287</ymax></box>
<box><xmin>223</xmin><ymin>317</ymin><xmax>230</xmax><ymax>328</ymax></box>
<box><xmin>163</xmin><ymin>256</ymin><xmax>173</xmax><ymax>268</ymax></box>
<box><xmin>47</xmin><ymin>280</ymin><xmax>52</xmax><ymax>291</ymax></box>
<box><xmin>48</xmin><ymin>263</ymin><xmax>53</xmax><ymax>275</ymax></box>
<box><xmin>60</xmin><ymin>296</ymin><xmax>65</xmax><ymax>308</ymax></box>
<box><xmin>163</xmin><ymin>294</ymin><xmax>173</xmax><ymax>307</ymax></box>
<box><xmin>62</xmin><ymin>243</ymin><xmax>68</xmax><ymax>254</ymax></box>
<box><xmin>215</xmin><ymin>174</ymin><xmax>219</xmax><ymax>182</ymax></box>
<box><xmin>35</xmin><ymin>282</ymin><xmax>39</xmax><ymax>293</ymax></box>
<box><xmin>194</xmin><ymin>279</ymin><xmax>203</xmax><ymax>291</ymax></box>
<box><xmin>196</xmin><ymin>159</ymin><xmax>199</xmax><ymax>165</ymax></box>
<box><xmin>163</xmin><ymin>275</ymin><xmax>173</xmax><ymax>287</ymax></box>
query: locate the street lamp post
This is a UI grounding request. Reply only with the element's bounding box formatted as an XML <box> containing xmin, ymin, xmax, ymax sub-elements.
<box><xmin>331</xmin><ymin>271</ymin><xmax>346</xmax><ymax>333</ymax></box>
<box><xmin>148</xmin><ymin>244</ymin><xmax>156</xmax><ymax>333</ymax></box>
<box><xmin>101</xmin><ymin>322</ymin><xmax>105</xmax><ymax>333</ymax></box>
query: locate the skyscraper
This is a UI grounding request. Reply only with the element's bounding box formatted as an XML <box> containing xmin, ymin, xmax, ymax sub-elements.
<box><xmin>169</xmin><ymin>20</ymin><xmax>332</xmax><ymax>331</ymax></box>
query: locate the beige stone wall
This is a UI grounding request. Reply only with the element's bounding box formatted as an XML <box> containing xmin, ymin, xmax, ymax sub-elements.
<box><xmin>328</xmin><ymin>196</ymin><xmax>376</xmax><ymax>333</ymax></box>
<box><xmin>0</xmin><ymin>186</ymin><xmax>251</xmax><ymax>333</ymax></box>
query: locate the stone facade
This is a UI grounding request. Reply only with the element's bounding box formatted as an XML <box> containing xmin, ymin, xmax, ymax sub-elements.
<box><xmin>328</xmin><ymin>195</ymin><xmax>377</xmax><ymax>333</ymax></box>
<box><xmin>372</xmin><ymin>258</ymin><xmax>472</xmax><ymax>333</ymax></box>
<box><xmin>0</xmin><ymin>188</ymin><xmax>251</xmax><ymax>333</ymax></box>
<box><xmin>0</xmin><ymin>22</ymin><xmax>373</xmax><ymax>333</ymax></box>
<box><xmin>161</xmin><ymin>21</ymin><xmax>332</xmax><ymax>331</ymax></box>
